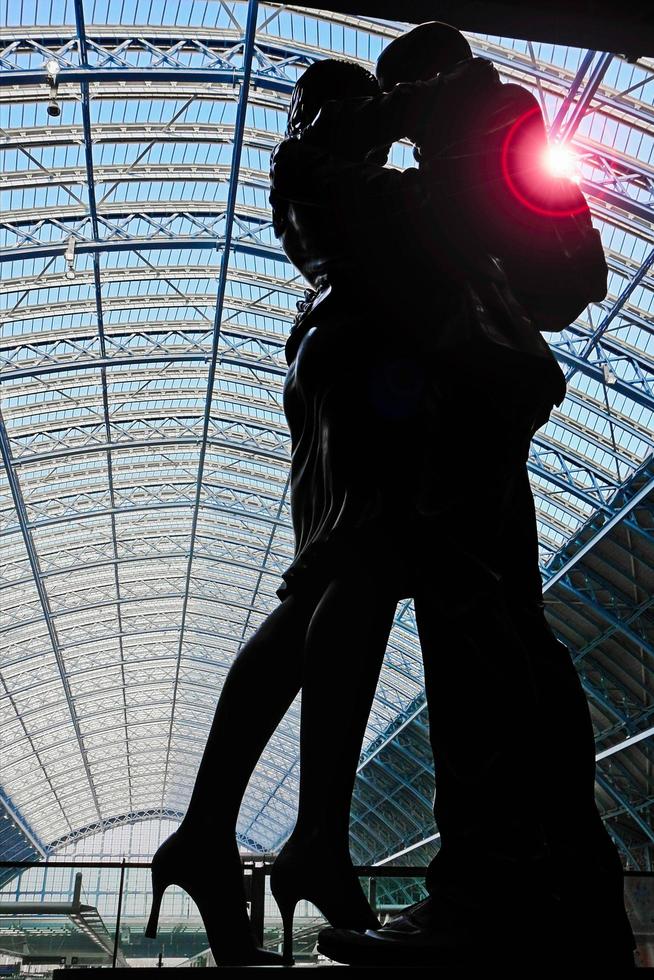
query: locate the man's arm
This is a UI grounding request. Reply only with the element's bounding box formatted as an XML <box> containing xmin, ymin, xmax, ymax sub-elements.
<box><xmin>491</xmin><ymin>84</ymin><xmax>608</xmax><ymax>329</ymax></box>
<box><xmin>418</xmin><ymin>77</ymin><xmax>608</xmax><ymax>332</ymax></box>
<box><xmin>270</xmin><ymin>134</ymin><xmax>427</xmax><ymax>219</ymax></box>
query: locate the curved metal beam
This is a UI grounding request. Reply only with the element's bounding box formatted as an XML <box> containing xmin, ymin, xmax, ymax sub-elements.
<box><xmin>159</xmin><ymin>0</ymin><xmax>260</xmax><ymax>809</ymax></box>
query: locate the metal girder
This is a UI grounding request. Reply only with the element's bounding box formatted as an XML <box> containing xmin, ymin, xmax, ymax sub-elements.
<box><xmin>353</xmin><ymin>770</ymin><xmax>424</xmax><ymax>837</ymax></box>
<box><xmin>573</xmin><ymin>599</ymin><xmax>654</xmax><ymax>668</ymax></box>
<box><xmin>10</xmin><ymin>477</ymin><xmax>287</xmax><ymax>522</ymax></box>
<box><xmin>551</xmin><ymin>51</ymin><xmax>615</xmax><ymax>144</ymax></box>
<box><xmin>0</xmin><ymin>319</ymin><xmax>290</xmax><ymax>375</ymax></box>
<box><xmin>2</xmin><ymin>550</ymin><xmax>277</xmax><ymax>592</ymax></box>
<box><xmin>527</xmin><ymin>457</ymin><xmax>613</xmax><ymax>514</ymax></box>
<box><xmin>2</xmin><ymin>493</ymin><xmax>290</xmax><ymax>537</ymax></box>
<box><xmin>533</xmin><ymin>430</ymin><xmax>625</xmax><ymax>488</ymax></box>
<box><xmin>71</xmin><ymin>0</ymin><xmax>135</xmax><ymax>817</ymax></box>
<box><xmin>2</xmin><ymin>43</ymin><xmax>652</xmax><ymax>252</ymax></box>
<box><xmin>0</xmin><ymin>65</ymin><xmax>293</xmax><ymax>91</ymax></box>
<box><xmin>554</xmin><ymin>311</ymin><xmax>654</xmax><ymax>378</ymax></box>
<box><xmin>2</xmin><ymin>29</ymin><xmax>650</xmax><ymax>129</ymax></box>
<box><xmin>3</xmin><ymin>592</ymin><xmax>279</xmax><ymax>638</ymax></box>
<box><xmin>5</xmin><ymin>430</ymin><xmax>290</xmax><ymax>469</ymax></box>
<box><xmin>0</xmin><ymin>786</ymin><xmax>47</xmax><ymax>858</ymax></box>
<box><xmin>1</xmin><ymin>127</ymin><xmax>277</xmax><ymax>157</ymax></box>
<box><xmin>0</xmin><ymin>262</ymin><xmax>303</xmax><ymax>320</ymax></box>
<box><xmin>369</xmin><ymin>747</ymin><xmax>653</xmax><ymax>869</ymax></box>
<box><xmin>46</xmin><ymin>814</ymin><xmax>265</xmax><ymax>856</ymax></box>
<box><xmin>160</xmin><ymin>0</ymin><xmax>260</xmax><ymax>809</ymax></box>
<box><xmin>240</xmin><ymin>756</ymin><xmax>299</xmax><ymax>840</ymax></box>
<box><xmin>357</xmin><ymin>755</ymin><xmax>433</xmax><ymax>820</ymax></box>
<box><xmin>0</xmin><ymin>350</ymin><xmax>287</xmax><ymax>384</ymax></box>
<box><xmin>0</xmin><ymin>232</ymin><xmax>286</xmax><ymax>266</ymax></box>
<box><xmin>534</xmin><ymin>500</ymin><xmax>592</xmax><ymax>546</ymax></box>
<box><xmin>3</xmin><ymin>544</ymin><xmax>287</xmax><ymax>589</ymax></box>
<box><xmin>545</xmin><ymin>411</ymin><xmax>644</xmax><ymax>473</ymax></box>
<box><xmin>0</xmin><ymin>666</ymin><xmax>82</xmax><ymax>837</ymax></box>
<box><xmin>552</xmin><ymin>347</ymin><xmax>654</xmax><ymax>412</ymax></box>
<box><xmin>544</xmin><ymin>462</ymin><xmax>654</xmax><ymax>587</ymax></box>
<box><xmin>596</xmin><ymin>771</ymin><xmax>654</xmax><ymax>845</ymax></box>
<box><xmin>569</xmin><ymin>565</ymin><xmax>654</xmax><ymax>670</ymax></box>
<box><xmin>548</xmin><ymin>50</ymin><xmax>597</xmax><ymax>140</ymax></box>
<box><xmin>254</xmin><ymin>674</ymin><xmax>431</xmax><ymax>854</ymax></box>
<box><xmin>373</xmin><ymin>830</ymin><xmax>441</xmax><ymax>866</ymax></box>
<box><xmin>540</xmin><ymin>500</ymin><xmax>653</xmax><ymax>568</ymax></box>
<box><xmin>566</xmin><ymin>246</ymin><xmax>654</xmax><ymax>382</ymax></box>
<box><xmin>597</xmin><ymin>725</ymin><xmax>654</xmax><ymax>762</ymax></box>
<box><xmin>546</xmin><ymin>603</ymin><xmax>651</xmax><ymax>717</ymax></box>
<box><xmin>469</xmin><ymin>35</ymin><xmax>652</xmax><ymax>122</ymax></box>
<box><xmin>581</xmin><ymin>176</ymin><xmax>654</xmax><ymax>226</ymax></box>
<box><xmin>0</xmin><ymin>411</ymin><xmax>102</xmax><ymax>823</ymax></box>
<box><xmin>358</xmin><ymin>694</ymin><xmax>428</xmax><ymax>769</ymax></box>
<box><xmin>555</xmin><ymin>577</ymin><xmax>654</xmax><ymax>659</ymax></box>
<box><xmin>580</xmin><ymin>675</ymin><xmax>635</xmax><ymax>729</ymax></box>
<box><xmin>45</xmin><ymin>808</ymin><xmax>184</xmax><ymax>852</ymax></box>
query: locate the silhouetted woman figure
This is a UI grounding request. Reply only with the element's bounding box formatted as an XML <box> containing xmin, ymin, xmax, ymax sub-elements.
<box><xmin>145</xmin><ymin>60</ymin><xmax>404</xmax><ymax>965</ymax></box>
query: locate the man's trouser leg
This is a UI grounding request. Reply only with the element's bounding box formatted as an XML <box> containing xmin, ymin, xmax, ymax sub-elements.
<box><xmin>414</xmin><ymin>553</ymin><xmax>551</xmax><ymax>908</ymax></box>
<box><xmin>414</xmin><ymin>463</ymin><xmax>634</xmax><ymax>951</ymax></box>
<box><xmin>501</xmin><ymin>468</ymin><xmax>634</xmax><ymax>948</ymax></box>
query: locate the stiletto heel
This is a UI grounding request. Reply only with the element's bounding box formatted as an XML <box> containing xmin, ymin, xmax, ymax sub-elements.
<box><xmin>145</xmin><ymin>829</ymin><xmax>282</xmax><ymax>965</ymax></box>
<box><xmin>270</xmin><ymin>833</ymin><xmax>380</xmax><ymax>955</ymax></box>
<box><xmin>270</xmin><ymin>881</ymin><xmax>298</xmax><ymax>965</ymax></box>
<box><xmin>144</xmin><ymin>878</ymin><xmax>164</xmax><ymax>939</ymax></box>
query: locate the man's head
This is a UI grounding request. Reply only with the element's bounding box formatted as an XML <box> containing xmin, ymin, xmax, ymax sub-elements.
<box><xmin>376</xmin><ymin>21</ymin><xmax>472</xmax><ymax>91</ymax></box>
<box><xmin>286</xmin><ymin>58</ymin><xmax>379</xmax><ymax>138</ymax></box>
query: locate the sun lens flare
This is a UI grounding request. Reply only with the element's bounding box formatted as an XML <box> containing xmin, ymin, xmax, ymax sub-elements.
<box><xmin>501</xmin><ymin>106</ymin><xmax>587</xmax><ymax>215</ymax></box>
<box><xmin>544</xmin><ymin>143</ymin><xmax>580</xmax><ymax>182</ymax></box>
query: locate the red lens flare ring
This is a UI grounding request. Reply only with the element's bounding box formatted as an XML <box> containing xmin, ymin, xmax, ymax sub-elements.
<box><xmin>500</xmin><ymin>105</ymin><xmax>588</xmax><ymax>218</ymax></box>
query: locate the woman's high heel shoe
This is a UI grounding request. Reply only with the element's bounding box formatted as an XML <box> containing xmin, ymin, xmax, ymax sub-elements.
<box><xmin>145</xmin><ymin>829</ymin><xmax>282</xmax><ymax>966</ymax></box>
<box><xmin>270</xmin><ymin>836</ymin><xmax>381</xmax><ymax>965</ymax></box>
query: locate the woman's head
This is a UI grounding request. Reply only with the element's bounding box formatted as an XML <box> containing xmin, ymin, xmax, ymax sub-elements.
<box><xmin>285</xmin><ymin>58</ymin><xmax>379</xmax><ymax>138</ymax></box>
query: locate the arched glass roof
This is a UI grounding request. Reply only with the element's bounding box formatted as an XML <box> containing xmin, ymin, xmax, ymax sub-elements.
<box><xmin>0</xmin><ymin>1</ymin><xmax>652</xmax><ymax>860</ymax></box>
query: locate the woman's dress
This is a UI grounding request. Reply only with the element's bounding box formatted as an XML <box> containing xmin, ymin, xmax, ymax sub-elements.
<box><xmin>270</xmin><ymin>119</ymin><xmax>568</xmax><ymax>604</ymax></box>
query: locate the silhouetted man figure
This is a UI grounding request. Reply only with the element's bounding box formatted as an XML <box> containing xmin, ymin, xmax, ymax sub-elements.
<box><xmin>313</xmin><ymin>22</ymin><xmax>636</xmax><ymax>969</ymax></box>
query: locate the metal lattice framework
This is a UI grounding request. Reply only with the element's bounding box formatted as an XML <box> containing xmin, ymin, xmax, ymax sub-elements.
<box><xmin>0</xmin><ymin>2</ymin><xmax>652</xmax><ymax>864</ymax></box>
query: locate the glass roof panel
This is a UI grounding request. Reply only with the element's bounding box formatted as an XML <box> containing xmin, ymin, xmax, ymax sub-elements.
<box><xmin>0</xmin><ymin>1</ymin><xmax>652</xmax><ymax>854</ymax></box>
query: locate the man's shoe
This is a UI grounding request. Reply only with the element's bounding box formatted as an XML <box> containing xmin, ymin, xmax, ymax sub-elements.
<box><xmin>317</xmin><ymin>895</ymin><xmax>481</xmax><ymax>967</ymax></box>
<box><xmin>317</xmin><ymin>892</ymin><xmax>637</xmax><ymax>969</ymax></box>
<box><xmin>317</xmin><ymin>926</ymin><xmax>468</xmax><ymax>968</ymax></box>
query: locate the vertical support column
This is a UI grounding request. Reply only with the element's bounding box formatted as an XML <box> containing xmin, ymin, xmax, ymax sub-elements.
<box><xmin>250</xmin><ymin>861</ymin><xmax>267</xmax><ymax>946</ymax></box>
<box><xmin>368</xmin><ymin>875</ymin><xmax>377</xmax><ymax>916</ymax></box>
<box><xmin>112</xmin><ymin>859</ymin><xmax>126</xmax><ymax>968</ymax></box>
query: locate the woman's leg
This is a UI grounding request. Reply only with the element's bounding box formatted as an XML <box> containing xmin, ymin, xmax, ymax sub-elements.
<box><xmin>269</xmin><ymin>566</ymin><xmax>398</xmax><ymax>951</ymax></box>
<box><xmin>290</xmin><ymin>570</ymin><xmax>398</xmax><ymax>857</ymax></box>
<box><xmin>147</xmin><ymin>591</ymin><xmax>321</xmax><ymax>963</ymax></box>
<box><xmin>179</xmin><ymin>591</ymin><xmax>318</xmax><ymax>839</ymax></box>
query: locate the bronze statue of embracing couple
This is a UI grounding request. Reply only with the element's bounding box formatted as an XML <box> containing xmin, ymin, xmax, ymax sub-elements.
<box><xmin>146</xmin><ymin>21</ymin><xmax>636</xmax><ymax>970</ymax></box>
